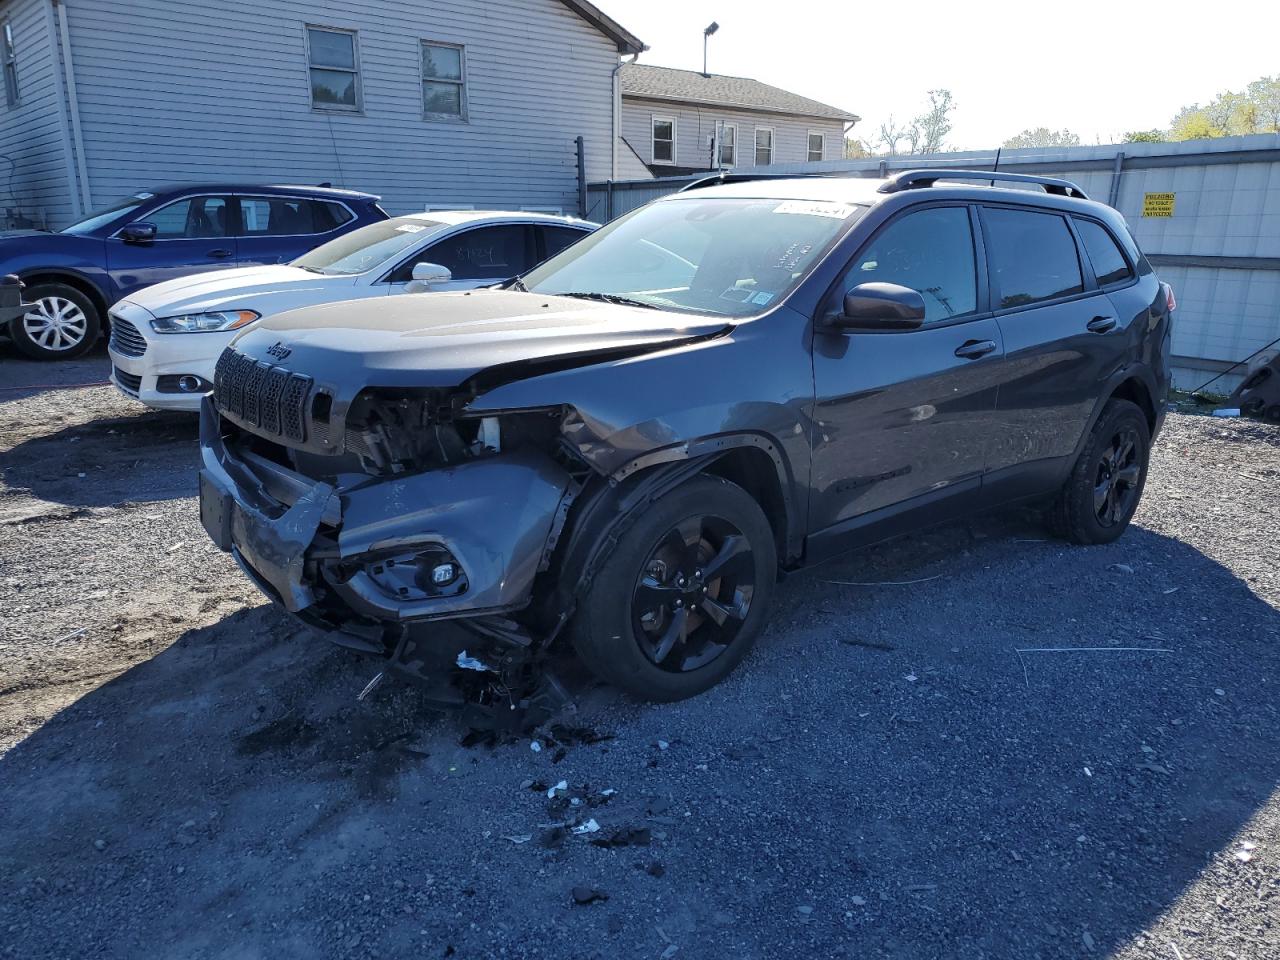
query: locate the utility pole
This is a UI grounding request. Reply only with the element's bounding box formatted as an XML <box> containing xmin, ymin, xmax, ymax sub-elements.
<box><xmin>702</xmin><ymin>21</ymin><xmax>719</xmax><ymax>77</ymax></box>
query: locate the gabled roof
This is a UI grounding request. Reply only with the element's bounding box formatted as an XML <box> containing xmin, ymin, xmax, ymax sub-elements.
<box><xmin>619</xmin><ymin>63</ymin><xmax>858</xmax><ymax>123</ymax></box>
<box><xmin>559</xmin><ymin>1</ymin><xmax>645</xmax><ymax>55</ymax></box>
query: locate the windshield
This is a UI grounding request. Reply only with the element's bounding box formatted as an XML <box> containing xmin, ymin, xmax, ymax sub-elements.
<box><xmin>522</xmin><ymin>196</ymin><xmax>866</xmax><ymax>317</ymax></box>
<box><xmin>293</xmin><ymin>217</ymin><xmax>449</xmax><ymax>275</ymax></box>
<box><xmin>60</xmin><ymin>193</ymin><xmax>154</xmax><ymax>235</ymax></box>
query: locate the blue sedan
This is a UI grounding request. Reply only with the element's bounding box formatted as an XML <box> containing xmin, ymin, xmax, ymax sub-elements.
<box><xmin>1</xmin><ymin>183</ymin><xmax>387</xmax><ymax>360</ymax></box>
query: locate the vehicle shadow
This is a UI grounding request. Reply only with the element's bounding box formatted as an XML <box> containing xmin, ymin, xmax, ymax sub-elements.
<box><xmin>0</xmin><ymin>408</ymin><xmax>200</xmax><ymax>510</ymax></box>
<box><xmin>1</xmin><ymin>517</ymin><xmax>1277</xmax><ymax>959</ymax></box>
<box><xmin>0</xmin><ymin>347</ymin><xmax>111</xmax><ymax>405</ymax></box>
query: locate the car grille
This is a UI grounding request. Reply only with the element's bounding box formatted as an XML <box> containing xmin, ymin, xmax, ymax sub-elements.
<box><xmin>108</xmin><ymin>314</ymin><xmax>147</xmax><ymax>357</ymax></box>
<box><xmin>214</xmin><ymin>349</ymin><xmax>311</xmax><ymax>444</ymax></box>
<box><xmin>113</xmin><ymin>365</ymin><xmax>142</xmax><ymax>395</ymax></box>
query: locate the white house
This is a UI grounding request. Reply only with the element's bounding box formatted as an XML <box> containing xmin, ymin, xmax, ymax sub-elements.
<box><xmin>619</xmin><ymin>63</ymin><xmax>859</xmax><ymax>178</ymax></box>
<box><xmin>0</xmin><ymin>0</ymin><xmax>644</xmax><ymax>229</ymax></box>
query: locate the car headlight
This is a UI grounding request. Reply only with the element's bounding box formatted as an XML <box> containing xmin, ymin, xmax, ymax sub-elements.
<box><xmin>150</xmin><ymin>309</ymin><xmax>259</xmax><ymax>334</ymax></box>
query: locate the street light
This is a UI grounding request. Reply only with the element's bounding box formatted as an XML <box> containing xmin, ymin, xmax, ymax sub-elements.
<box><xmin>703</xmin><ymin>22</ymin><xmax>719</xmax><ymax>77</ymax></box>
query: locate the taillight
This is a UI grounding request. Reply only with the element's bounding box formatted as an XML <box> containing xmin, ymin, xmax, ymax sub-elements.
<box><xmin>1160</xmin><ymin>281</ymin><xmax>1176</xmax><ymax>313</ymax></box>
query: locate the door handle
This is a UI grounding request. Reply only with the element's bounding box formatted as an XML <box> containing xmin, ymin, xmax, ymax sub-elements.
<box><xmin>207</xmin><ymin>248</ymin><xmax>233</xmax><ymax>259</ymax></box>
<box><xmin>1087</xmin><ymin>315</ymin><xmax>1117</xmax><ymax>333</ymax></box>
<box><xmin>954</xmin><ymin>339</ymin><xmax>997</xmax><ymax>360</ymax></box>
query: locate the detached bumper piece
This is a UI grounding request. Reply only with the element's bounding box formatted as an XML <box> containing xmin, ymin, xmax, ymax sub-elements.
<box><xmin>198</xmin><ymin>398</ymin><xmax>574</xmax><ymax>726</ymax></box>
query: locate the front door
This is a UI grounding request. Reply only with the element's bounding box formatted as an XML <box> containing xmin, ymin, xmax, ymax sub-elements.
<box><xmin>105</xmin><ymin>194</ymin><xmax>237</xmax><ymax>297</ymax></box>
<box><xmin>809</xmin><ymin>204</ymin><xmax>1005</xmax><ymax>550</ymax></box>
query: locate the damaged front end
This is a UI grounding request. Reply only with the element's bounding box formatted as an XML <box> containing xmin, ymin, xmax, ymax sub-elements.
<box><xmin>198</xmin><ymin>383</ymin><xmax>586</xmax><ymax>727</ymax></box>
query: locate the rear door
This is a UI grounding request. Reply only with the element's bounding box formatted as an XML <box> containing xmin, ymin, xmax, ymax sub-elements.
<box><xmin>980</xmin><ymin>204</ymin><xmax>1122</xmax><ymax>490</ymax></box>
<box><xmin>234</xmin><ymin>195</ymin><xmax>356</xmax><ymax>266</ymax></box>
<box><xmin>385</xmin><ymin>223</ymin><xmax>538</xmax><ymax>291</ymax></box>
<box><xmin>809</xmin><ymin>203</ymin><xmax>1006</xmax><ymax>546</ymax></box>
<box><xmin>105</xmin><ymin>194</ymin><xmax>237</xmax><ymax>296</ymax></box>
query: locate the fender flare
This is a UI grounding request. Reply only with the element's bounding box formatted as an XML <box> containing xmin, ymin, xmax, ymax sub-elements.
<box><xmin>1069</xmin><ymin>363</ymin><xmax>1160</xmax><ymax>464</ymax></box>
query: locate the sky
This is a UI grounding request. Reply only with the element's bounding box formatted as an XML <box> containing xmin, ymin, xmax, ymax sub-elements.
<box><xmin>599</xmin><ymin>0</ymin><xmax>1279</xmax><ymax>150</ymax></box>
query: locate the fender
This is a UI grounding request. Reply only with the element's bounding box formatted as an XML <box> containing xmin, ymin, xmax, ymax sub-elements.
<box><xmin>1067</xmin><ymin>361</ymin><xmax>1161</xmax><ymax>467</ymax></box>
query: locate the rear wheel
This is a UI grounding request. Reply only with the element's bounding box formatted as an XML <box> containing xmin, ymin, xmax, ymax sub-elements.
<box><xmin>571</xmin><ymin>475</ymin><xmax>777</xmax><ymax>701</ymax></box>
<box><xmin>1048</xmin><ymin>399</ymin><xmax>1150</xmax><ymax>544</ymax></box>
<box><xmin>9</xmin><ymin>283</ymin><xmax>101</xmax><ymax>360</ymax></box>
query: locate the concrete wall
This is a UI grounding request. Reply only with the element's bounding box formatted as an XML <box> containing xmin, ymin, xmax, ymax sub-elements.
<box><xmin>588</xmin><ymin>134</ymin><xmax>1280</xmax><ymax>390</ymax></box>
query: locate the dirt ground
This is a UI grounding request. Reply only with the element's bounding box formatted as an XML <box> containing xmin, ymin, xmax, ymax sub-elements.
<box><xmin>2</xmin><ymin>347</ymin><xmax>1279</xmax><ymax>960</ymax></box>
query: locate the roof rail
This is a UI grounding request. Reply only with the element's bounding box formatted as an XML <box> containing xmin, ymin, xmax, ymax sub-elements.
<box><xmin>677</xmin><ymin>171</ymin><xmax>833</xmax><ymax>193</ymax></box>
<box><xmin>878</xmin><ymin>169</ymin><xmax>1089</xmax><ymax>200</ymax></box>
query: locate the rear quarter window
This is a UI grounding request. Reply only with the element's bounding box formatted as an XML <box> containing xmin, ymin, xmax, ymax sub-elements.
<box><xmin>1075</xmin><ymin>218</ymin><xmax>1134</xmax><ymax>286</ymax></box>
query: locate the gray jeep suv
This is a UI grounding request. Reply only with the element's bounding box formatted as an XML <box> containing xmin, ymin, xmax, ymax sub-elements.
<box><xmin>198</xmin><ymin>170</ymin><xmax>1172</xmax><ymax>721</ymax></box>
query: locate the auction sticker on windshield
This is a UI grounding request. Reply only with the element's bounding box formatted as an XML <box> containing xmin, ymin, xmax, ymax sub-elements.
<box><xmin>773</xmin><ymin>200</ymin><xmax>856</xmax><ymax>219</ymax></box>
<box><xmin>395</xmin><ymin>224</ymin><xmax>427</xmax><ymax>233</ymax></box>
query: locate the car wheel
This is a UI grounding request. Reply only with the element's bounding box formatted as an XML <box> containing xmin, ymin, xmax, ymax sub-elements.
<box><xmin>571</xmin><ymin>475</ymin><xmax>777</xmax><ymax>702</ymax></box>
<box><xmin>1048</xmin><ymin>399</ymin><xmax>1150</xmax><ymax>545</ymax></box>
<box><xmin>9</xmin><ymin>283</ymin><xmax>101</xmax><ymax>360</ymax></box>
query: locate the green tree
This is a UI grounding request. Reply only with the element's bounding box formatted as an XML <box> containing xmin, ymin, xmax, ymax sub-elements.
<box><xmin>1168</xmin><ymin>76</ymin><xmax>1280</xmax><ymax>140</ymax></box>
<box><xmin>909</xmin><ymin>89</ymin><xmax>955</xmax><ymax>155</ymax></box>
<box><xmin>1002</xmin><ymin>127</ymin><xmax>1082</xmax><ymax>149</ymax></box>
<box><xmin>1124</xmin><ymin>129</ymin><xmax>1165</xmax><ymax>143</ymax></box>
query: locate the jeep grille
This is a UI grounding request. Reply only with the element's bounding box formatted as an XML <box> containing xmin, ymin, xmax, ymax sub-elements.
<box><xmin>213</xmin><ymin>349</ymin><xmax>311</xmax><ymax>444</ymax></box>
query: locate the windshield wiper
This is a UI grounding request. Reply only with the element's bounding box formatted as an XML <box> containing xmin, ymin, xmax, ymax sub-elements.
<box><xmin>298</xmin><ymin>265</ymin><xmax>327</xmax><ymax>275</ymax></box>
<box><xmin>555</xmin><ymin>292</ymin><xmax>660</xmax><ymax>310</ymax></box>
<box><xmin>505</xmin><ymin>275</ymin><xmax>528</xmax><ymax>292</ymax></box>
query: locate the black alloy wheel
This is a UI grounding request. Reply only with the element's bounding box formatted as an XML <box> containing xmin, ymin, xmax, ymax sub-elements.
<box><xmin>631</xmin><ymin>514</ymin><xmax>755</xmax><ymax>673</ymax></box>
<box><xmin>1093</xmin><ymin>425</ymin><xmax>1142</xmax><ymax>527</ymax></box>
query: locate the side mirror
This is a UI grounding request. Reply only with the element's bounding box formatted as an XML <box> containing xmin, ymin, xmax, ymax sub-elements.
<box><xmin>406</xmin><ymin>261</ymin><xmax>452</xmax><ymax>293</ymax></box>
<box><xmin>119</xmin><ymin>222</ymin><xmax>157</xmax><ymax>243</ymax></box>
<box><xmin>831</xmin><ymin>282</ymin><xmax>926</xmax><ymax>331</ymax></box>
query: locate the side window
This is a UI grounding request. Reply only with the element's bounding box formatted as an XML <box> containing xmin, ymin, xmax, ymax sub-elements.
<box><xmin>402</xmin><ymin>224</ymin><xmax>535</xmax><ymax>282</ymax></box>
<box><xmin>652</xmin><ymin>117</ymin><xmax>675</xmax><ymax>164</ymax></box>
<box><xmin>984</xmin><ymin>207</ymin><xmax>1083</xmax><ymax>309</ymax></box>
<box><xmin>239</xmin><ymin>197</ymin><xmax>352</xmax><ymax>236</ymax></box>
<box><xmin>846</xmin><ymin>206</ymin><xmax>977</xmax><ymax>323</ymax></box>
<box><xmin>541</xmin><ymin>226</ymin><xmax>590</xmax><ymax>260</ymax></box>
<box><xmin>146</xmin><ymin>196</ymin><xmax>230</xmax><ymax>239</ymax></box>
<box><xmin>1075</xmin><ymin>218</ymin><xmax>1134</xmax><ymax>286</ymax></box>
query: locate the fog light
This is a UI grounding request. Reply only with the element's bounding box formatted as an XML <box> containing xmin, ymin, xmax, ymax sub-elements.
<box><xmin>178</xmin><ymin>375</ymin><xmax>201</xmax><ymax>392</ymax></box>
<box><xmin>431</xmin><ymin>562</ymin><xmax>457</xmax><ymax>585</ymax></box>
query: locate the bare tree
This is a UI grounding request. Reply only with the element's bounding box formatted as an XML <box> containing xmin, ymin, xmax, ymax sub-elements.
<box><xmin>877</xmin><ymin>116</ymin><xmax>906</xmax><ymax>156</ymax></box>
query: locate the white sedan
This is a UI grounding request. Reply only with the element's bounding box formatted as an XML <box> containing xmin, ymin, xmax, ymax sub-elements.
<box><xmin>107</xmin><ymin>210</ymin><xmax>596</xmax><ymax>411</ymax></box>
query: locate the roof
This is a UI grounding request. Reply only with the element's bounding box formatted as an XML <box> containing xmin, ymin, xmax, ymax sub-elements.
<box><xmin>142</xmin><ymin>183</ymin><xmax>381</xmax><ymax>201</ymax></box>
<box><xmin>558</xmin><ymin>0</ymin><xmax>645</xmax><ymax>54</ymax></box>
<box><xmin>404</xmin><ymin>210</ymin><xmax>598</xmax><ymax>227</ymax></box>
<box><xmin>663</xmin><ymin>174</ymin><xmax>1111</xmax><ymax>217</ymax></box>
<box><xmin>619</xmin><ymin>64</ymin><xmax>858</xmax><ymax>123</ymax></box>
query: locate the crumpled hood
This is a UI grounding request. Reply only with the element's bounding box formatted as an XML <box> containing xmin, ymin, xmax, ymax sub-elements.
<box><xmin>227</xmin><ymin>289</ymin><xmax>730</xmax><ymax>390</ymax></box>
<box><xmin>122</xmin><ymin>265</ymin><xmax>358</xmax><ymax>316</ymax></box>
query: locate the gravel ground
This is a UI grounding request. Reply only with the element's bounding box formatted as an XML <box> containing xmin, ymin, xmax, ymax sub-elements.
<box><xmin>2</xmin><ymin>347</ymin><xmax>1279</xmax><ymax>960</ymax></box>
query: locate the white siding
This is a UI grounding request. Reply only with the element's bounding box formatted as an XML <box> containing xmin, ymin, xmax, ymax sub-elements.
<box><xmin>0</xmin><ymin>0</ymin><xmax>75</xmax><ymax>228</ymax></box>
<box><xmin>621</xmin><ymin>96</ymin><xmax>845</xmax><ymax>170</ymax></box>
<box><xmin>50</xmin><ymin>0</ymin><xmax>621</xmax><ymax>225</ymax></box>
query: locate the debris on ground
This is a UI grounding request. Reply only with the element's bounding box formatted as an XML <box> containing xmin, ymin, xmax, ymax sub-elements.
<box><xmin>589</xmin><ymin>826</ymin><xmax>651</xmax><ymax>849</ymax></box>
<box><xmin>570</xmin><ymin>886</ymin><xmax>608</xmax><ymax>905</ymax></box>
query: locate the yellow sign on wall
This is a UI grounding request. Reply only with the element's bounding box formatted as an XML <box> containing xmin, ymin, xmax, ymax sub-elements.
<box><xmin>1142</xmin><ymin>192</ymin><xmax>1175</xmax><ymax>217</ymax></box>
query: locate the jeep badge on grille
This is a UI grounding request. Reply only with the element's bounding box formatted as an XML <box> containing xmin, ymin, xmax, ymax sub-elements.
<box><xmin>267</xmin><ymin>341</ymin><xmax>292</xmax><ymax>361</ymax></box>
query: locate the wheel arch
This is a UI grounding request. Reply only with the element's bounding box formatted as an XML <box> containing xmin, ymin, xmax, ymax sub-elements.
<box><xmin>17</xmin><ymin>270</ymin><xmax>110</xmax><ymax>326</ymax></box>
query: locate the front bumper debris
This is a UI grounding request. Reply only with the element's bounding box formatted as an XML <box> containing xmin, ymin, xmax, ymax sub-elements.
<box><xmin>198</xmin><ymin>397</ymin><xmax>573</xmax><ymax>625</ymax></box>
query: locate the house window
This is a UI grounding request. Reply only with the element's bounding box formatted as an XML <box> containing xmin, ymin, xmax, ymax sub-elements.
<box><xmin>2</xmin><ymin>21</ymin><xmax>17</xmax><ymax>107</ymax></box>
<box><xmin>718</xmin><ymin>123</ymin><xmax>736</xmax><ymax>166</ymax></box>
<box><xmin>307</xmin><ymin>26</ymin><xmax>360</xmax><ymax>110</ymax></box>
<box><xmin>807</xmin><ymin>132</ymin><xmax>825</xmax><ymax>162</ymax></box>
<box><xmin>754</xmin><ymin>127</ymin><xmax>773</xmax><ymax>166</ymax></box>
<box><xmin>421</xmin><ymin>41</ymin><xmax>466</xmax><ymax>119</ymax></box>
<box><xmin>652</xmin><ymin>117</ymin><xmax>676</xmax><ymax>164</ymax></box>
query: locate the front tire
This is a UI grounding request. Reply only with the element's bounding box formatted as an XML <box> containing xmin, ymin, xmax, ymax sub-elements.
<box><xmin>9</xmin><ymin>283</ymin><xmax>101</xmax><ymax>360</ymax></box>
<box><xmin>1048</xmin><ymin>398</ymin><xmax>1150</xmax><ymax>545</ymax></box>
<box><xmin>571</xmin><ymin>475</ymin><xmax>777</xmax><ymax>702</ymax></box>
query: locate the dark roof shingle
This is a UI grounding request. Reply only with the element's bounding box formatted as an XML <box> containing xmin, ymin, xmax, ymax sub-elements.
<box><xmin>619</xmin><ymin>63</ymin><xmax>857</xmax><ymax>122</ymax></box>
